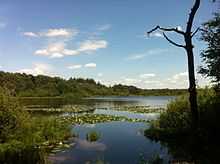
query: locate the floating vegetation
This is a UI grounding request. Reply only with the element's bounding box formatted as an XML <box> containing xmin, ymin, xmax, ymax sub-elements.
<box><xmin>26</xmin><ymin>104</ymin><xmax>95</xmax><ymax>114</ymax></box>
<box><xmin>86</xmin><ymin>131</ymin><xmax>101</xmax><ymax>142</ymax></box>
<box><xmin>110</xmin><ymin>106</ymin><xmax>165</xmax><ymax>114</ymax></box>
<box><xmin>63</xmin><ymin>114</ymin><xmax>149</xmax><ymax>124</ymax></box>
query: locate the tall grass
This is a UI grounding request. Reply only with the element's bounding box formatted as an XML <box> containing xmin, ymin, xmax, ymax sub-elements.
<box><xmin>0</xmin><ymin>87</ymin><xmax>72</xmax><ymax>163</ymax></box>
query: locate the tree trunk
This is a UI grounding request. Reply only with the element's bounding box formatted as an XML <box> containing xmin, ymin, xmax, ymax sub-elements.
<box><xmin>184</xmin><ymin>0</ymin><xmax>200</xmax><ymax>130</ymax></box>
<box><xmin>185</xmin><ymin>38</ymin><xmax>199</xmax><ymax>129</ymax></box>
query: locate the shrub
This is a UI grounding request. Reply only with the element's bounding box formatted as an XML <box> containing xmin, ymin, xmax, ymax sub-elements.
<box><xmin>148</xmin><ymin>88</ymin><xmax>220</xmax><ymax>135</ymax></box>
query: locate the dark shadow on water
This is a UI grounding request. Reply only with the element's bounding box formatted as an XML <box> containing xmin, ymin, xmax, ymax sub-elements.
<box><xmin>146</xmin><ymin>133</ymin><xmax>220</xmax><ymax>164</ymax></box>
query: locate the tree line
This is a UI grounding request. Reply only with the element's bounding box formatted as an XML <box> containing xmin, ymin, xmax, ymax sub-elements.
<box><xmin>0</xmin><ymin>71</ymin><xmax>187</xmax><ymax>98</ymax></box>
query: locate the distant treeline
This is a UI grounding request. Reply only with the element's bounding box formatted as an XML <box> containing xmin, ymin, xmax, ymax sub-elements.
<box><xmin>0</xmin><ymin>71</ymin><xmax>187</xmax><ymax>97</ymax></box>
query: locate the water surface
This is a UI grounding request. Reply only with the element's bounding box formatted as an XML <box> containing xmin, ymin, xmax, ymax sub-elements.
<box><xmin>51</xmin><ymin>122</ymin><xmax>171</xmax><ymax>164</ymax></box>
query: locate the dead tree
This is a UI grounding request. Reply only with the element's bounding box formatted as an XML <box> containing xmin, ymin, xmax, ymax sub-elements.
<box><xmin>147</xmin><ymin>0</ymin><xmax>202</xmax><ymax>129</ymax></box>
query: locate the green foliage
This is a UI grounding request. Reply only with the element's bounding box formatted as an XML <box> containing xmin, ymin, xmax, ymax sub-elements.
<box><xmin>159</xmin><ymin>95</ymin><xmax>191</xmax><ymax>131</ymax></box>
<box><xmin>0</xmin><ymin>89</ymin><xmax>72</xmax><ymax>163</ymax></box>
<box><xmin>86</xmin><ymin>131</ymin><xmax>101</xmax><ymax>142</ymax></box>
<box><xmin>199</xmin><ymin>13</ymin><xmax>220</xmax><ymax>86</ymax></box>
<box><xmin>146</xmin><ymin>88</ymin><xmax>220</xmax><ymax>136</ymax></box>
<box><xmin>0</xmin><ymin>141</ymin><xmax>47</xmax><ymax>164</ymax></box>
<box><xmin>0</xmin><ymin>88</ymin><xmax>30</xmax><ymax>143</ymax></box>
<box><xmin>0</xmin><ymin>71</ymin><xmax>187</xmax><ymax>98</ymax></box>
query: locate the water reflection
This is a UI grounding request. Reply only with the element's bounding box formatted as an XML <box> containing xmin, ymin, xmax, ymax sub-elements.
<box><xmin>86</xmin><ymin>96</ymin><xmax>175</xmax><ymax>108</ymax></box>
<box><xmin>51</xmin><ymin>122</ymin><xmax>171</xmax><ymax>164</ymax></box>
<box><xmin>75</xmin><ymin>138</ymin><xmax>106</xmax><ymax>151</ymax></box>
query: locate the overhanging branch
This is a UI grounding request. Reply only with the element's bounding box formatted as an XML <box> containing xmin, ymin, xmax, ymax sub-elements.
<box><xmin>163</xmin><ymin>32</ymin><xmax>185</xmax><ymax>48</ymax></box>
<box><xmin>147</xmin><ymin>25</ymin><xmax>185</xmax><ymax>35</ymax></box>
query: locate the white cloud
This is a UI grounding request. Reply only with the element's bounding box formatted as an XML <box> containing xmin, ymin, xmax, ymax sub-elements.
<box><xmin>162</xmin><ymin>72</ymin><xmax>211</xmax><ymax>89</ymax></box>
<box><xmin>100</xmin><ymin>71</ymin><xmax>211</xmax><ymax>89</ymax></box>
<box><xmin>17</xmin><ymin>63</ymin><xmax>52</xmax><ymax>76</ymax></box>
<box><xmin>152</xmin><ymin>32</ymin><xmax>163</xmax><ymax>37</ymax></box>
<box><xmin>97</xmin><ymin>24</ymin><xmax>111</xmax><ymax>31</ymax></box>
<box><xmin>67</xmin><ymin>64</ymin><xmax>82</xmax><ymax>70</ymax></box>
<box><xmin>23</xmin><ymin>28</ymin><xmax>78</xmax><ymax>38</ymax></box>
<box><xmin>41</xmin><ymin>28</ymin><xmax>77</xmax><ymax>37</ymax></box>
<box><xmin>35</xmin><ymin>42</ymin><xmax>79</xmax><ymax>58</ymax></box>
<box><xmin>126</xmin><ymin>54</ymin><xmax>146</xmax><ymax>60</ymax></box>
<box><xmin>23</xmin><ymin>32</ymin><xmax>38</xmax><ymax>37</ymax></box>
<box><xmin>25</xmin><ymin>26</ymin><xmax>108</xmax><ymax>58</ymax></box>
<box><xmin>145</xmin><ymin>26</ymin><xmax>183</xmax><ymax>39</ymax></box>
<box><xmin>122</xmin><ymin>78</ymin><xmax>141</xmax><ymax>85</ymax></box>
<box><xmin>147</xmin><ymin>49</ymin><xmax>168</xmax><ymax>55</ymax></box>
<box><xmin>173</xmin><ymin>72</ymin><xmax>188</xmax><ymax>81</ymax></box>
<box><xmin>144</xmin><ymin>80</ymin><xmax>161</xmax><ymax>84</ymax></box>
<box><xmin>139</xmin><ymin>73</ymin><xmax>156</xmax><ymax>79</ymax></box>
<box><xmin>165</xmin><ymin>72</ymin><xmax>188</xmax><ymax>88</ymax></box>
<box><xmin>35</xmin><ymin>39</ymin><xmax>108</xmax><ymax>58</ymax></box>
<box><xmin>84</xmin><ymin>63</ymin><xmax>96</xmax><ymax>68</ymax></box>
<box><xmin>78</xmin><ymin>40</ymin><xmax>108</xmax><ymax>53</ymax></box>
<box><xmin>127</xmin><ymin>49</ymin><xmax>168</xmax><ymax>60</ymax></box>
<box><xmin>97</xmin><ymin>73</ymin><xmax>103</xmax><ymax>77</ymax></box>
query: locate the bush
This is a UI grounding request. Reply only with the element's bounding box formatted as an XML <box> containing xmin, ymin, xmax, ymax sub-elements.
<box><xmin>148</xmin><ymin>88</ymin><xmax>220</xmax><ymax>134</ymax></box>
<box><xmin>159</xmin><ymin>95</ymin><xmax>191</xmax><ymax>131</ymax></box>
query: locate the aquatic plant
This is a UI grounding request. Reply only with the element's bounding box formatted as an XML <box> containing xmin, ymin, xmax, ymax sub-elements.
<box><xmin>63</xmin><ymin>114</ymin><xmax>149</xmax><ymax>124</ymax></box>
<box><xmin>111</xmin><ymin>106</ymin><xmax>164</xmax><ymax>114</ymax></box>
<box><xmin>86</xmin><ymin>131</ymin><xmax>101</xmax><ymax>142</ymax></box>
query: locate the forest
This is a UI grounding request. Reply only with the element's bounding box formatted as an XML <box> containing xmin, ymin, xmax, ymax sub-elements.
<box><xmin>0</xmin><ymin>71</ymin><xmax>187</xmax><ymax>97</ymax></box>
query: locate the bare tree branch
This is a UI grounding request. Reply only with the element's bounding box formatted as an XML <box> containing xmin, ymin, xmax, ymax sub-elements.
<box><xmin>191</xmin><ymin>27</ymin><xmax>207</xmax><ymax>37</ymax></box>
<box><xmin>191</xmin><ymin>27</ymin><xmax>201</xmax><ymax>37</ymax></box>
<box><xmin>163</xmin><ymin>32</ymin><xmax>185</xmax><ymax>48</ymax></box>
<box><xmin>147</xmin><ymin>25</ymin><xmax>185</xmax><ymax>35</ymax></box>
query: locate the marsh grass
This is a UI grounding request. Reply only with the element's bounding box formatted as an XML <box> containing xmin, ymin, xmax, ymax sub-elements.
<box><xmin>0</xmin><ymin>88</ymin><xmax>73</xmax><ymax>163</ymax></box>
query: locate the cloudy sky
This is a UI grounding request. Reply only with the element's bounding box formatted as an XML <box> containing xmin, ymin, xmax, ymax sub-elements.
<box><xmin>0</xmin><ymin>0</ymin><xmax>218</xmax><ymax>89</ymax></box>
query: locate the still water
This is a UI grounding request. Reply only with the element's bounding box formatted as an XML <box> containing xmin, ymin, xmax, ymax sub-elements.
<box><xmin>50</xmin><ymin>96</ymin><xmax>175</xmax><ymax>164</ymax></box>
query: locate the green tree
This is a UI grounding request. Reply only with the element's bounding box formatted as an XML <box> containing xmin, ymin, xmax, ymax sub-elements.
<box><xmin>199</xmin><ymin>13</ymin><xmax>220</xmax><ymax>87</ymax></box>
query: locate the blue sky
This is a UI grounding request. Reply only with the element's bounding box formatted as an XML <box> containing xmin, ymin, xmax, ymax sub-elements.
<box><xmin>0</xmin><ymin>0</ymin><xmax>218</xmax><ymax>88</ymax></box>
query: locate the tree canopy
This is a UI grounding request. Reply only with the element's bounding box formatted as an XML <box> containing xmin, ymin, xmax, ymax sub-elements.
<box><xmin>199</xmin><ymin>13</ymin><xmax>220</xmax><ymax>86</ymax></box>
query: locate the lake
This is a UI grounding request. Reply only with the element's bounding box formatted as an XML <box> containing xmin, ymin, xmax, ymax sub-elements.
<box><xmin>49</xmin><ymin>96</ymin><xmax>175</xmax><ymax>164</ymax></box>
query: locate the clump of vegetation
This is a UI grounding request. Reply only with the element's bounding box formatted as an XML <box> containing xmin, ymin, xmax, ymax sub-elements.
<box><xmin>0</xmin><ymin>87</ymin><xmax>73</xmax><ymax>163</ymax></box>
<box><xmin>113</xmin><ymin>106</ymin><xmax>164</xmax><ymax>114</ymax></box>
<box><xmin>144</xmin><ymin>88</ymin><xmax>220</xmax><ymax>163</ymax></box>
<box><xmin>86</xmin><ymin>131</ymin><xmax>101</xmax><ymax>142</ymax></box>
<box><xmin>145</xmin><ymin>88</ymin><xmax>220</xmax><ymax>140</ymax></box>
